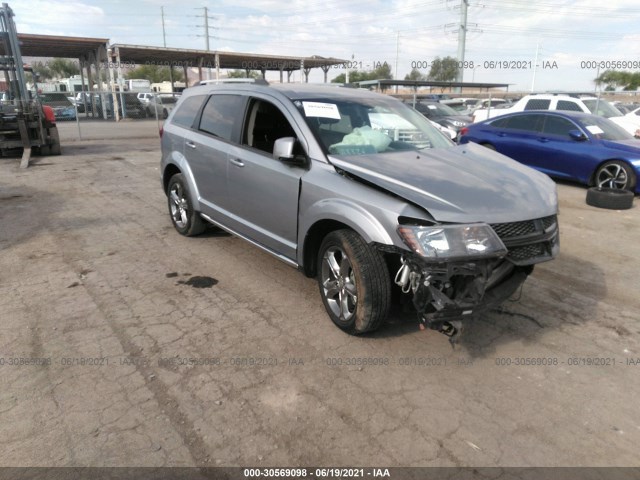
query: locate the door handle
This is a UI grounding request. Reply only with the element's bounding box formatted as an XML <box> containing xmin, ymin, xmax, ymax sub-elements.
<box><xmin>538</xmin><ymin>137</ymin><xmax>550</xmax><ymax>143</ymax></box>
<box><xmin>185</xmin><ymin>141</ymin><xmax>196</xmax><ymax>149</ymax></box>
<box><xmin>497</xmin><ymin>132</ymin><xmax>507</xmax><ymax>137</ymax></box>
<box><xmin>229</xmin><ymin>158</ymin><xmax>245</xmax><ymax>167</ymax></box>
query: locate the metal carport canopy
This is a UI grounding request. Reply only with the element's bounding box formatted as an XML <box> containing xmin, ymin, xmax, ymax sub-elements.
<box><xmin>109</xmin><ymin>44</ymin><xmax>346</xmax><ymax>72</ymax></box>
<box><xmin>3</xmin><ymin>33</ymin><xmax>109</xmax><ymax>58</ymax></box>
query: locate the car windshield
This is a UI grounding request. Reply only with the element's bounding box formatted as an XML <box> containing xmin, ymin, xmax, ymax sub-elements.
<box><xmin>577</xmin><ymin>116</ymin><xmax>633</xmax><ymax>141</ymax></box>
<box><xmin>295</xmin><ymin>96</ymin><xmax>452</xmax><ymax>156</ymax></box>
<box><xmin>415</xmin><ymin>102</ymin><xmax>459</xmax><ymax>117</ymax></box>
<box><xmin>442</xmin><ymin>101</ymin><xmax>467</xmax><ymax>111</ymax></box>
<box><xmin>582</xmin><ymin>99</ymin><xmax>623</xmax><ymax>118</ymax></box>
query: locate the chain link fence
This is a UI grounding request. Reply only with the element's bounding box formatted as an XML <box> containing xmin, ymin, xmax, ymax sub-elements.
<box><xmin>37</xmin><ymin>91</ymin><xmax>178</xmax><ymax>141</ymax></box>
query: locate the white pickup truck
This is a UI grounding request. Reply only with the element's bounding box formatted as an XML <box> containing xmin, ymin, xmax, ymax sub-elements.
<box><xmin>472</xmin><ymin>94</ymin><xmax>640</xmax><ymax>136</ymax></box>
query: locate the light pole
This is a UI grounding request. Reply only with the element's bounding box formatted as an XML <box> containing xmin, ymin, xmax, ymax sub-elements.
<box><xmin>471</xmin><ymin>64</ymin><xmax>481</xmax><ymax>83</ymax></box>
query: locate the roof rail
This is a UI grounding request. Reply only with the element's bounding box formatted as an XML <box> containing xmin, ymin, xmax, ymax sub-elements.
<box><xmin>195</xmin><ymin>78</ymin><xmax>269</xmax><ymax>86</ymax></box>
<box><xmin>529</xmin><ymin>91</ymin><xmax>595</xmax><ymax>98</ymax></box>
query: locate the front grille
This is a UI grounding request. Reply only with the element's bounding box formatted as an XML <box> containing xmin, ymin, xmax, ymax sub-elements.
<box><xmin>490</xmin><ymin>215</ymin><xmax>558</xmax><ymax>265</ymax></box>
<box><xmin>490</xmin><ymin>220</ymin><xmax>537</xmax><ymax>238</ymax></box>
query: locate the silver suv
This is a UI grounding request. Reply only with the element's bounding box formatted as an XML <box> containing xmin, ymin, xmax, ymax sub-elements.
<box><xmin>160</xmin><ymin>82</ymin><xmax>559</xmax><ymax>341</ymax></box>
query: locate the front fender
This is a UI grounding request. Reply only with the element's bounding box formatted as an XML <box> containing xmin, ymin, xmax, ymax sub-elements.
<box><xmin>299</xmin><ymin>197</ymin><xmax>395</xmax><ymax>261</ymax></box>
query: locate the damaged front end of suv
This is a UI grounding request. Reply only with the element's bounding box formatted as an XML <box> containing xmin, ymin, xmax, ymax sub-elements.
<box><xmin>321</xmin><ymin>131</ymin><xmax>559</xmax><ymax>342</ymax></box>
<box><xmin>391</xmin><ymin>215</ymin><xmax>558</xmax><ymax>342</ymax></box>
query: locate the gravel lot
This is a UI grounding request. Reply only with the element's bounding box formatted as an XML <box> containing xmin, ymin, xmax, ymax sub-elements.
<box><xmin>1</xmin><ymin>124</ymin><xmax>639</xmax><ymax>469</ymax></box>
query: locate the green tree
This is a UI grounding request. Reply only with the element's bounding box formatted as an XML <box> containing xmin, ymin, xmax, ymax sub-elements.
<box><xmin>405</xmin><ymin>68</ymin><xmax>426</xmax><ymax>81</ymax></box>
<box><xmin>125</xmin><ymin>65</ymin><xmax>184</xmax><ymax>83</ymax></box>
<box><xmin>29</xmin><ymin>60</ymin><xmax>53</xmax><ymax>81</ymax></box>
<box><xmin>331</xmin><ymin>62</ymin><xmax>393</xmax><ymax>84</ymax></box>
<box><xmin>227</xmin><ymin>69</ymin><xmax>261</xmax><ymax>79</ymax></box>
<box><xmin>595</xmin><ymin>70</ymin><xmax>640</xmax><ymax>91</ymax></box>
<box><xmin>331</xmin><ymin>70</ymin><xmax>369</xmax><ymax>83</ymax></box>
<box><xmin>48</xmin><ymin>58</ymin><xmax>79</xmax><ymax>78</ymax></box>
<box><xmin>427</xmin><ymin>56</ymin><xmax>458</xmax><ymax>82</ymax></box>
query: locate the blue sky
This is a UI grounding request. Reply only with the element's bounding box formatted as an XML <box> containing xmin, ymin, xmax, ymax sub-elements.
<box><xmin>10</xmin><ymin>0</ymin><xmax>640</xmax><ymax>91</ymax></box>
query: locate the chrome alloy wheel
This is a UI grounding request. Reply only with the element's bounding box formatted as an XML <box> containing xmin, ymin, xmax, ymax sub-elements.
<box><xmin>169</xmin><ymin>182</ymin><xmax>189</xmax><ymax>229</ymax></box>
<box><xmin>597</xmin><ymin>163</ymin><xmax>629</xmax><ymax>189</ymax></box>
<box><xmin>321</xmin><ymin>246</ymin><xmax>358</xmax><ymax>321</ymax></box>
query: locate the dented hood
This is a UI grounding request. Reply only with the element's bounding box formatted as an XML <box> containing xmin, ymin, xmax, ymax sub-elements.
<box><xmin>328</xmin><ymin>142</ymin><xmax>558</xmax><ymax>224</ymax></box>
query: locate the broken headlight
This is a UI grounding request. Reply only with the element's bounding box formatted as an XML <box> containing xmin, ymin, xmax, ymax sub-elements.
<box><xmin>397</xmin><ymin>223</ymin><xmax>507</xmax><ymax>261</ymax></box>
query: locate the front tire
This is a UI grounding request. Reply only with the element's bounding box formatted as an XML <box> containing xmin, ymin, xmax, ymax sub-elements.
<box><xmin>167</xmin><ymin>173</ymin><xmax>206</xmax><ymax>236</ymax></box>
<box><xmin>594</xmin><ymin>160</ymin><xmax>636</xmax><ymax>191</ymax></box>
<box><xmin>317</xmin><ymin>230</ymin><xmax>391</xmax><ymax>334</ymax></box>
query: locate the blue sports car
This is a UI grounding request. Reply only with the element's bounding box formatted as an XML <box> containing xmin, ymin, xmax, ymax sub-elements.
<box><xmin>460</xmin><ymin>111</ymin><xmax>640</xmax><ymax>194</ymax></box>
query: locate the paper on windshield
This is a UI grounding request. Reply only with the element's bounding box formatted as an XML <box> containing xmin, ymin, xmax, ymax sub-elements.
<box><xmin>585</xmin><ymin>125</ymin><xmax>604</xmax><ymax>135</ymax></box>
<box><xmin>302</xmin><ymin>101</ymin><xmax>341</xmax><ymax>120</ymax></box>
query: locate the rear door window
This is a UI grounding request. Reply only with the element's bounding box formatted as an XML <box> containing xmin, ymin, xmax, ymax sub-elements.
<box><xmin>199</xmin><ymin>94</ymin><xmax>245</xmax><ymax>141</ymax></box>
<box><xmin>556</xmin><ymin>100</ymin><xmax>583</xmax><ymax>112</ymax></box>
<box><xmin>499</xmin><ymin>114</ymin><xmax>543</xmax><ymax>132</ymax></box>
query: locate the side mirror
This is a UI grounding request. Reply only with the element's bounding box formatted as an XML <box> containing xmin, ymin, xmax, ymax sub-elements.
<box><xmin>273</xmin><ymin>137</ymin><xmax>306</xmax><ymax>165</ymax></box>
<box><xmin>568</xmin><ymin>130</ymin><xmax>587</xmax><ymax>141</ymax></box>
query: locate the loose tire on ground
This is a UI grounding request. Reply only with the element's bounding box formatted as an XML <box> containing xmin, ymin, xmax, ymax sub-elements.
<box><xmin>586</xmin><ymin>187</ymin><xmax>634</xmax><ymax>210</ymax></box>
<box><xmin>317</xmin><ymin>229</ymin><xmax>391</xmax><ymax>335</ymax></box>
<box><xmin>167</xmin><ymin>173</ymin><xmax>206</xmax><ymax>236</ymax></box>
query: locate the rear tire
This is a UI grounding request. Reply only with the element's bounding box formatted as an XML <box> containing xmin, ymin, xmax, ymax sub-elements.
<box><xmin>317</xmin><ymin>229</ymin><xmax>391</xmax><ymax>334</ymax></box>
<box><xmin>594</xmin><ymin>160</ymin><xmax>636</xmax><ymax>191</ymax></box>
<box><xmin>167</xmin><ymin>173</ymin><xmax>206</xmax><ymax>236</ymax></box>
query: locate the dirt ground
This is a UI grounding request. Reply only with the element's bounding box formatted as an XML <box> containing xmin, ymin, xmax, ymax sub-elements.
<box><xmin>1</xmin><ymin>126</ymin><xmax>639</xmax><ymax>469</ymax></box>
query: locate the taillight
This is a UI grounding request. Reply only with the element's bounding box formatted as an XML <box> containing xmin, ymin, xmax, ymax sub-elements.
<box><xmin>460</xmin><ymin>127</ymin><xmax>469</xmax><ymax>137</ymax></box>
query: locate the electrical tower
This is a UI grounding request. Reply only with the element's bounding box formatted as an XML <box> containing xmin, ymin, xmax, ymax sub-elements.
<box><xmin>195</xmin><ymin>7</ymin><xmax>217</xmax><ymax>51</ymax></box>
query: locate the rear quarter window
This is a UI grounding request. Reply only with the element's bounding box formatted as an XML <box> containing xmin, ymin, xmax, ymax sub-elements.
<box><xmin>524</xmin><ymin>99</ymin><xmax>551</xmax><ymax>110</ymax></box>
<box><xmin>171</xmin><ymin>95</ymin><xmax>206</xmax><ymax>128</ymax></box>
